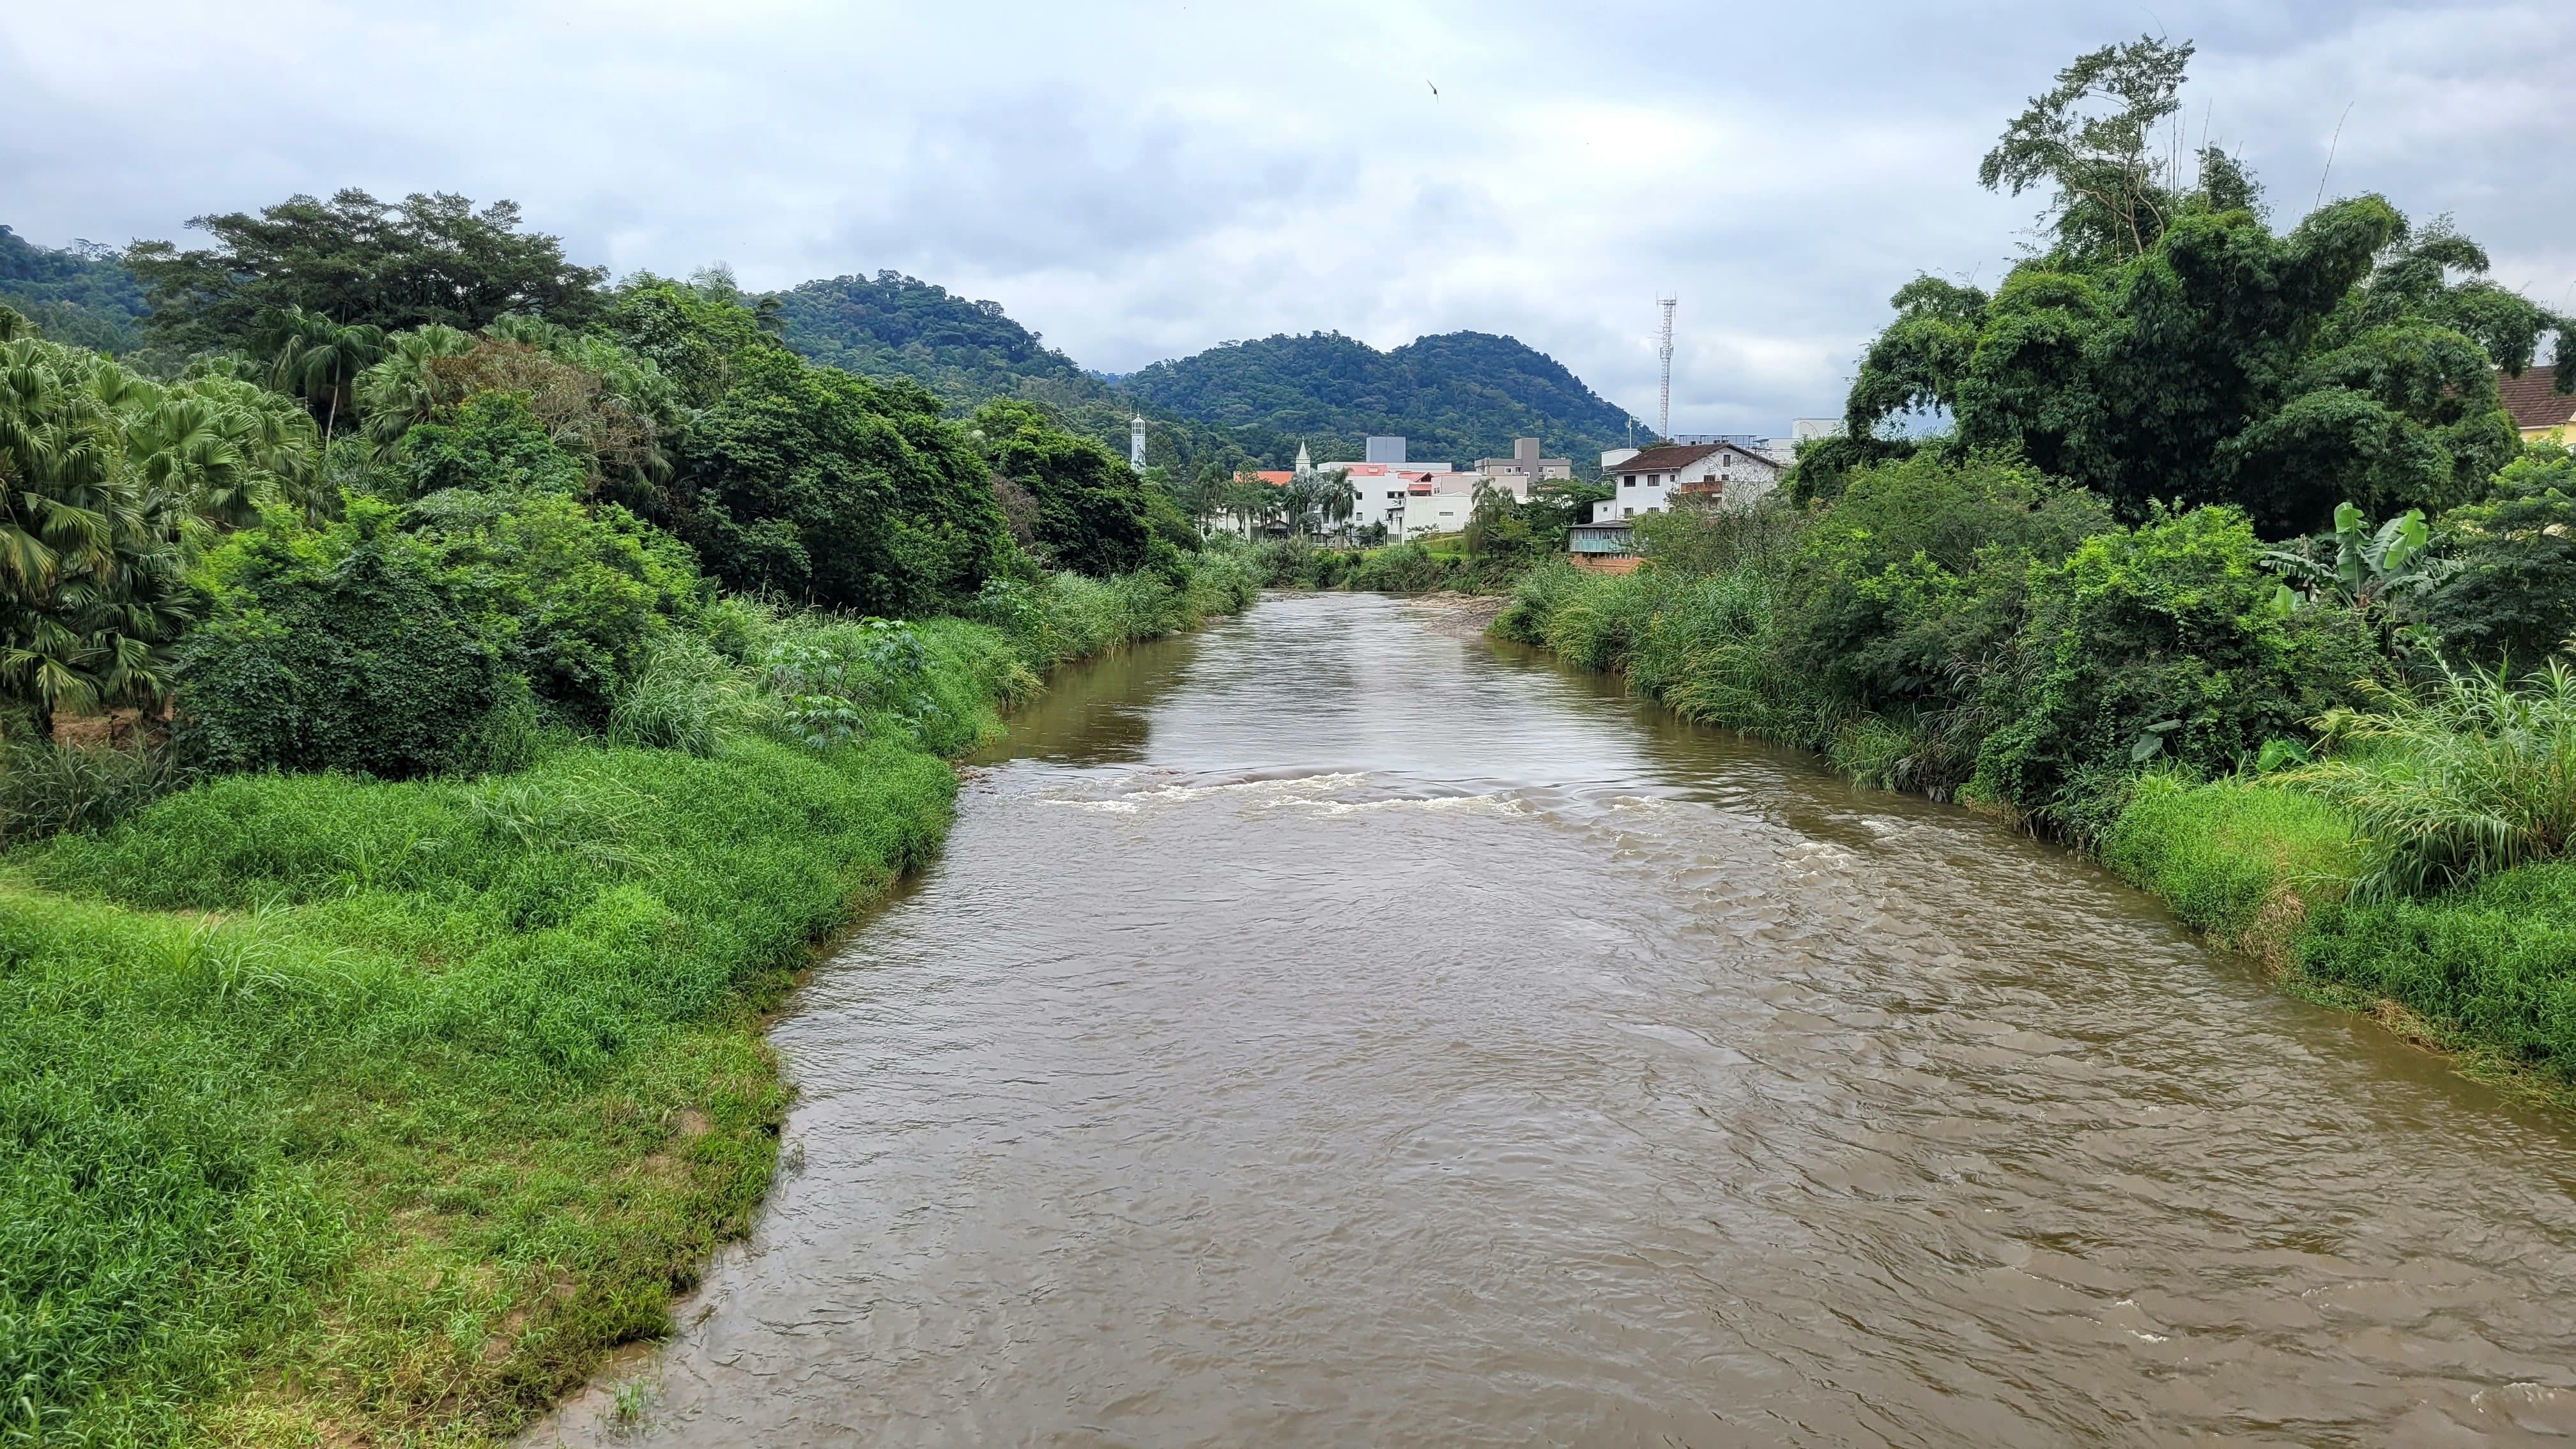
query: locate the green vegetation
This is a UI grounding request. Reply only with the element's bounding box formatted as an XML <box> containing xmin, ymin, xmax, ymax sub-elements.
<box><xmin>1122</xmin><ymin>330</ymin><xmax>1638</xmax><ymax>475</ymax></box>
<box><xmin>1</xmin><ymin>195</ymin><xmax>1258</xmax><ymax>1443</ymax></box>
<box><xmin>0</xmin><ymin>226</ymin><xmax>149</xmax><ymax>358</ymax></box>
<box><xmin>1497</xmin><ymin>35</ymin><xmax>2576</xmax><ymax>1104</ymax></box>
<box><xmin>1806</xmin><ymin>37</ymin><xmax>2566</xmax><ymax>535</ymax></box>
<box><xmin>125</xmin><ymin>190</ymin><xmax>607</xmax><ymax>353</ymax></box>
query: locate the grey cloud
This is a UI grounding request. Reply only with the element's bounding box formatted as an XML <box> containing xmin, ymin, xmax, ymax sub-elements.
<box><xmin>1</xmin><ymin>0</ymin><xmax>2568</xmax><ymax>435</ymax></box>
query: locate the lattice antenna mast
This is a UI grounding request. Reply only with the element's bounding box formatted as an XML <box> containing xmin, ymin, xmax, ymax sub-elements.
<box><xmin>1655</xmin><ymin>295</ymin><xmax>1678</xmax><ymax>441</ymax></box>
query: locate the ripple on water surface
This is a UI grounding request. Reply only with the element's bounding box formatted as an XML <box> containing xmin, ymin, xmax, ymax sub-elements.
<box><xmin>531</xmin><ymin>593</ymin><xmax>2576</xmax><ymax>1448</ymax></box>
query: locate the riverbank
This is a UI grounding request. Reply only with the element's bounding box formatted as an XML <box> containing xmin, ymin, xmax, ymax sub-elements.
<box><xmin>1</xmin><ymin>560</ymin><xmax>1255</xmax><ymax>1445</ymax></box>
<box><xmin>1492</xmin><ymin>558</ymin><xmax>2576</xmax><ymax>1112</ymax></box>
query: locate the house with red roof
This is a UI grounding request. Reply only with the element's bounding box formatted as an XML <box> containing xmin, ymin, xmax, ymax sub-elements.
<box><xmin>2500</xmin><ymin>367</ymin><xmax>2576</xmax><ymax>444</ymax></box>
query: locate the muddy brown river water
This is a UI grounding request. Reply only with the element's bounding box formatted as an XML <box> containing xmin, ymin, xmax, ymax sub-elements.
<box><xmin>537</xmin><ymin>592</ymin><xmax>2576</xmax><ymax>1446</ymax></box>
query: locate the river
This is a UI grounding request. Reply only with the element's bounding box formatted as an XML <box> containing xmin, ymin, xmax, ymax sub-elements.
<box><xmin>537</xmin><ymin>591</ymin><xmax>2576</xmax><ymax>1446</ymax></box>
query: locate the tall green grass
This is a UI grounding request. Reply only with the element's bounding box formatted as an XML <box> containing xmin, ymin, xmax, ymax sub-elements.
<box><xmin>2281</xmin><ymin>659</ymin><xmax>2576</xmax><ymax>898</ymax></box>
<box><xmin>0</xmin><ymin>737</ymin><xmax>191</xmax><ymax>848</ymax></box>
<box><xmin>1494</xmin><ymin>561</ymin><xmax>1840</xmax><ymax>750</ymax></box>
<box><xmin>1</xmin><ymin>556</ymin><xmax>1254</xmax><ymax>1445</ymax></box>
<box><xmin>2099</xmin><ymin>772</ymin><xmax>2362</xmax><ymax>962</ymax></box>
<box><xmin>2297</xmin><ymin>860</ymin><xmax>2576</xmax><ymax>1077</ymax></box>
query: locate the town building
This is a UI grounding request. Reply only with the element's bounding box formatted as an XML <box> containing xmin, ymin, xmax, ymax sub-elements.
<box><xmin>1216</xmin><ymin>434</ymin><xmax>1581</xmax><ymax>542</ymax></box>
<box><xmin>1590</xmin><ymin>440</ymin><xmax>1782</xmax><ymax>521</ymax></box>
<box><xmin>2501</xmin><ymin>368</ymin><xmax>2576</xmax><ymax>443</ymax></box>
<box><xmin>1475</xmin><ymin>437</ymin><xmax>1572</xmax><ymax>494</ymax></box>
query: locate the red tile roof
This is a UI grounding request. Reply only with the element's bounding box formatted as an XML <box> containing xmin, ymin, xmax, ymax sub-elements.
<box><xmin>2499</xmin><ymin>367</ymin><xmax>2576</xmax><ymax>433</ymax></box>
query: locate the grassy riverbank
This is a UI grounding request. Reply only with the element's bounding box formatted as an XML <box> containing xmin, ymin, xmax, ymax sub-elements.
<box><xmin>2</xmin><ymin>560</ymin><xmax>1254</xmax><ymax>1446</ymax></box>
<box><xmin>1493</xmin><ymin>501</ymin><xmax>2576</xmax><ymax>1107</ymax></box>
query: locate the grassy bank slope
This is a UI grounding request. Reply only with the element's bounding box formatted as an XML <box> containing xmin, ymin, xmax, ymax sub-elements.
<box><xmin>2</xmin><ymin>562</ymin><xmax>1254</xmax><ymax>1446</ymax></box>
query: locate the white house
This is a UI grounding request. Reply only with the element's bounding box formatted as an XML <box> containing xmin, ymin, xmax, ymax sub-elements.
<box><xmin>1591</xmin><ymin>441</ymin><xmax>1782</xmax><ymax>522</ymax></box>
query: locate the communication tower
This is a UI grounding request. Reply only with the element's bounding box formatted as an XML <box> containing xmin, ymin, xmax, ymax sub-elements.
<box><xmin>1656</xmin><ymin>295</ymin><xmax>1677</xmax><ymax>442</ymax></box>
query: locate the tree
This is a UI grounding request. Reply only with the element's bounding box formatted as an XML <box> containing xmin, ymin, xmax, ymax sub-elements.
<box><xmin>256</xmin><ymin>305</ymin><xmax>386</xmax><ymax>443</ymax></box>
<box><xmin>351</xmin><ymin>321</ymin><xmax>671</xmax><ymax>510</ymax></box>
<box><xmin>0</xmin><ymin>333</ymin><xmax>194</xmax><ymax>735</ymax></box>
<box><xmin>970</xmin><ymin>398</ymin><xmax>1154</xmax><ymax>575</ymax></box>
<box><xmin>118</xmin><ymin>361</ymin><xmax>323</xmax><ymax>529</ymax></box>
<box><xmin>1823</xmin><ymin>42</ymin><xmax>2561</xmax><ymax>535</ymax></box>
<box><xmin>2413</xmin><ymin>447</ymin><xmax>2576</xmax><ymax>668</ymax></box>
<box><xmin>1979</xmin><ymin>35</ymin><xmax>2200</xmax><ymax>264</ymax></box>
<box><xmin>126</xmin><ymin>190</ymin><xmax>607</xmax><ymax>353</ymax></box>
<box><xmin>1317</xmin><ymin>467</ymin><xmax>1356</xmax><ymax>539</ymax></box>
<box><xmin>680</xmin><ymin>349</ymin><xmax>1009</xmax><ymax>612</ymax></box>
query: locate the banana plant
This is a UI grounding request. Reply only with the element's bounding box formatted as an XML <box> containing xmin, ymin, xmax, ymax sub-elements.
<box><xmin>2261</xmin><ymin>501</ymin><xmax>2458</xmax><ymax>617</ymax></box>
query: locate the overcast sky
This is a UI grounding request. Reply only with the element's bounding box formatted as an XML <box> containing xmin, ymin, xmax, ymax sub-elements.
<box><xmin>4</xmin><ymin>1</ymin><xmax>2568</xmax><ymax>436</ymax></box>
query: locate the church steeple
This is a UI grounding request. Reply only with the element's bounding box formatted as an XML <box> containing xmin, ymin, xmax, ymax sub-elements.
<box><xmin>1294</xmin><ymin>441</ymin><xmax>1313</xmax><ymax>477</ymax></box>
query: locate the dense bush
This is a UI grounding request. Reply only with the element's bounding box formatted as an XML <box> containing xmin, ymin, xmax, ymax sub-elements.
<box><xmin>176</xmin><ymin>502</ymin><xmax>515</xmax><ymax>778</ymax></box>
<box><xmin>2412</xmin><ymin>445</ymin><xmax>2576</xmax><ymax>668</ymax></box>
<box><xmin>1780</xmin><ymin>452</ymin><xmax>2110</xmax><ymax>715</ymax></box>
<box><xmin>404</xmin><ymin>487</ymin><xmax>704</xmax><ymax>724</ymax></box>
<box><xmin>1969</xmin><ymin>505</ymin><xmax>2382</xmax><ymax>824</ymax></box>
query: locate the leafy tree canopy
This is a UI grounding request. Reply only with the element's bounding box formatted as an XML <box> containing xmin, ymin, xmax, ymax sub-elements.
<box><xmin>675</xmin><ymin>341</ymin><xmax>1010</xmax><ymax>614</ymax></box>
<box><xmin>126</xmin><ymin>190</ymin><xmax>607</xmax><ymax>353</ymax></box>
<box><xmin>1809</xmin><ymin>38</ymin><xmax>2570</xmax><ymax>537</ymax></box>
<box><xmin>971</xmin><ymin>398</ymin><xmax>1157</xmax><ymax>577</ymax></box>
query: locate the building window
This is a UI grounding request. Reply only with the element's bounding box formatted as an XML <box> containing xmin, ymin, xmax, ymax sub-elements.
<box><xmin>1622</xmin><ymin>475</ymin><xmax>1636</xmax><ymax>487</ymax></box>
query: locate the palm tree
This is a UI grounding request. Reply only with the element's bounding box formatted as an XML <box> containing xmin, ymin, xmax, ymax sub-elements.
<box><xmin>258</xmin><ymin>306</ymin><xmax>387</xmax><ymax>445</ymax></box>
<box><xmin>0</xmin><ymin>338</ymin><xmax>192</xmax><ymax>735</ymax></box>
<box><xmin>116</xmin><ymin>373</ymin><xmax>319</xmax><ymax>531</ymax></box>
<box><xmin>353</xmin><ymin>324</ymin><xmax>479</xmax><ymax>451</ymax></box>
<box><xmin>1319</xmin><ymin>467</ymin><xmax>1356</xmax><ymax>541</ymax></box>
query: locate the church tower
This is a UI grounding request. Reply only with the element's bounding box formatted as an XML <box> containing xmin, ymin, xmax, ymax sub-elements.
<box><xmin>1294</xmin><ymin>441</ymin><xmax>1313</xmax><ymax>478</ymax></box>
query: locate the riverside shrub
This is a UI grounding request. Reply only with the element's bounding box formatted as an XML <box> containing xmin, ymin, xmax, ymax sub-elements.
<box><xmin>404</xmin><ymin>486</ymin><xmax>706</xmax><ymax>725</ymax></box>
<box><xmin>176</xmin><ymin>501</ymin><xmax>512</xmax><ymax>778</ymax></box>
<box><xmin>1780</xmin><ymin>452</ymin><xmax>2111</xmax><ymax>712</ymax></box>
<box><xmin>1970</xmin><ymin>505</ymin><xmax>2382</xmax><ymax>823</ymax></box>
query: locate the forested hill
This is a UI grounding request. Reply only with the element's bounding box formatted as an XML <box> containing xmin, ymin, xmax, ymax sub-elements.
<box><xmin>0</xmin><ymin>224</ymin><xmax>149</xmax><ymax>355</ymax></box>
<box><xmin>1120</xmin><ymin>330</ymin><xmax>1643</xmax><ymax>471</ymax></box>
<box><xmin>773</xmin><ymin>271</ymin><xmax>1096</xmax><ymax>404</ymax></box>
<box><xmin>772</xmin><ymin>271</ymin><xmax>1257</xmax><ymax>477</ymax></box>
<box><xmin>771</xmin><ymin>274</ymin><xmax>1639</xmax><ymax>473</ymax></box>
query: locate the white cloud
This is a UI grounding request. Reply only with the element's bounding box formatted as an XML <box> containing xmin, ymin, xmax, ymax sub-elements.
<box><xmin>3</xmin><ymin>0</ymin><xmax>2568</xmax><ymax>435</ymax></box>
